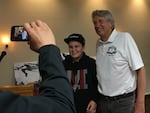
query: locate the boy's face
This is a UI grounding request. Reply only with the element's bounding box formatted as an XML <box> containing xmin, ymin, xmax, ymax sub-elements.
<box><xmin>68</xmin><ymin>41</ymin><xmax>84</xmax><ymax>61</ymax></box>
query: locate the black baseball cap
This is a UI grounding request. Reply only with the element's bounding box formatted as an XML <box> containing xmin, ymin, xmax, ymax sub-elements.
<box><xmin>64</xmin><ymin>33</ymin><xmax>85</xmax><ymax>46</ymax></box>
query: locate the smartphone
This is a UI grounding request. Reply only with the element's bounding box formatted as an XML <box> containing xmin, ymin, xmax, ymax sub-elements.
<box><xmin>11</xmin><ymin>26</ymin><xmax>29</xmax><ymax>41</ymax></box>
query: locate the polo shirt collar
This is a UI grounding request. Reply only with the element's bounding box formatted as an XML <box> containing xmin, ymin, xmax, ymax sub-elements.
<box><xmin>99</xmin><ymin>29</ymin><xmax>118</xmax><ymax>44</ymax></box>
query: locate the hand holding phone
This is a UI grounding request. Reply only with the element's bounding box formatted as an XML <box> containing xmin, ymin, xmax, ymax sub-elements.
<box><xmin>11</xmin><ymin>26</ymin><xmax>29</xmax><ymax>41</ymax></box>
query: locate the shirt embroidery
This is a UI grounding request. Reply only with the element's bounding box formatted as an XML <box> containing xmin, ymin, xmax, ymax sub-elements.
<box><xmin>107</xmin><ymin>46</ymin><xmax>117</xmax><ymax>56</ymax></box>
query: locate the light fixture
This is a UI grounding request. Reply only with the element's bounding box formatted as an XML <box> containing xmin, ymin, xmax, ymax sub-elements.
<box><xmin>0</xmin><ymin>35</ymin><xmax>9</xmax><ymax>62</ymax></box>
<box><xmin>1</xmin><ymin>35</ymin><xmax>10</xmax><ymax>48</ymax></box>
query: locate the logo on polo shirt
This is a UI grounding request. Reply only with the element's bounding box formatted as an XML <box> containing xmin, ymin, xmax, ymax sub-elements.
<box><xmin>107</xmin><ymin>46</ymin><xmax>117</xmax><ymax>55</ymax></box>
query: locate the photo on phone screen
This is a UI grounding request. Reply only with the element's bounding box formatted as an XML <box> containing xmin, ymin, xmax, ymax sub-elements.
<box><xmin>11</xmin><ymin>26</ymin><xmax>29</xmax><ymax>41</ymax></box>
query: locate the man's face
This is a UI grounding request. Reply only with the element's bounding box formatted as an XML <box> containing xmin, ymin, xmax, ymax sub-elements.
<box><xmin>92</xmin><ymin>16</ymin><xmax>112</xmax><ymax>38</ymax></box>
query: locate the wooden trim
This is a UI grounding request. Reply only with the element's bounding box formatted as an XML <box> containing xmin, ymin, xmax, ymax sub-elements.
<box><xmin>0</xmin><ymin>83</ymin><xmax>34</xmax><ymax>96</ymax></box>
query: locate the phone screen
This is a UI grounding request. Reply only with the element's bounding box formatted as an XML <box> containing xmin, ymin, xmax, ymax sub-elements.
<box><xmin>11</xmin><ymin>26</ymin><xmax>29</xmax><ymax>41</ymax></box>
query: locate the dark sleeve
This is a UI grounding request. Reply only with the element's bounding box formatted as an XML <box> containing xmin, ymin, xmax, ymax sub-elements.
<box><xmin>89</xmin><ymin>59</ymin><xmax>99</xmax><ymax>103</ymax></box>
<box><xmin>0</xmin><ymin>45</ymin><xmax>76</xmax><ymax>113</ymax></box>
<box><xmin>39</xmin><ymin>45</ymin><xmax>75</xmax><ymax>108</ymax></box>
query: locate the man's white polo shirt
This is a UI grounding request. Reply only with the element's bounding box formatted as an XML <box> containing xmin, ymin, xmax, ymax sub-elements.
<box><xmin>96</xmin><ymin>29</ymin><xmax>144</xmax><ymax>96</ymax></box>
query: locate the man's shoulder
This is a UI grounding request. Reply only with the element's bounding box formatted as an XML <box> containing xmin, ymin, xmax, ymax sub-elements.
<box><xmin>117</xmin><ymin>31</ymin><xmax>131</xmax><ymax>37</ymax></box>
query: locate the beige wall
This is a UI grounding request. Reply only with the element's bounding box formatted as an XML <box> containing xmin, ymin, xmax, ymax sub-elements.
<box><xmin>0</xmin><ymin>0</ymin><xmax>150</xmax><ymax>93</ymax></box>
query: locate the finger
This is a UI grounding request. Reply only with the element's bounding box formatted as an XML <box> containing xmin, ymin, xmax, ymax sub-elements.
<box><xmin>24</xmin><ymin>22</ymin><xmax>31</xmax><ymax>31</ymax></box>
<box><xmin>37</xmin><ymin>20</ymin><xmax>50</xmax><ymax>31</ymax></box>
<box><xmin>30</xmin><ymin>21</ymin><xmax>37</xmax><ymax>28</ymax></box>
<box><xmin>87</xmin><ymin>104</ymin><xmax>91</xmax><ymax>110</ymax></box>
<box><xmin>36</xmin><ymin>20</ymin><xmax>43</xmax><ymax>27</ymax></box>
<box><xmin>36</xmin><ymin>20</ymin><xmax>48</xmax><ymax>30</ymax></box>
<box><xmin>92</xmin><ymin>109</ymin><xmax>96</xmax><ymax>113</ymax></box>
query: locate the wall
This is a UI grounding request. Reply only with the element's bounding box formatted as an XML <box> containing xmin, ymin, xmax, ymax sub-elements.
<box><xmin>0</xmin><ymin>0</ymin><xmax>150</xmax><ymax>93</ymax></box>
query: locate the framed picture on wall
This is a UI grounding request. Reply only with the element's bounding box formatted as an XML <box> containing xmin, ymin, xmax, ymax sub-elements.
<box><xmin>13</xmin><ymin>61</ymin><xmax>41</xmax><ymax>85</ymax></box>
